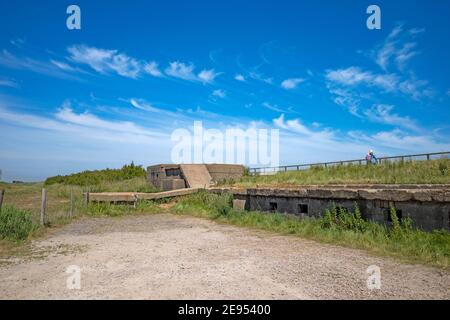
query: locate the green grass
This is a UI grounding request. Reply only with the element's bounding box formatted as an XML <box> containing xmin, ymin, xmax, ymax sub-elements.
<box><xmin>87</xmin><ymin>200</ymin><xmax>160</xmax><ymax>217</ymax></box>
<box><xmin>172</xmin><ymin>191</ymin><xmax>450</xmax><ymax>269</ymax></box>
<box><xmin>225</xmin><ymin>159</ymin><xmax>450</xmax><ymax>187</ymax></box>
<box><xmin>0</xmin><ymin>176</ymin><xmax>158</xmax><ymax>227</ymax></box>
<box><xmin>0</xmin><ymin>205</ymin><xmax>40</xmax><ymax>241</ymax></box>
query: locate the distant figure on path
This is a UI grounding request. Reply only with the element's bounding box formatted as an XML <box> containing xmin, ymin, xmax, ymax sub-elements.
<box><xmin>365</xmin><ymin>150</ymin><xmax>378</xmax><ymax>164</ymax></box>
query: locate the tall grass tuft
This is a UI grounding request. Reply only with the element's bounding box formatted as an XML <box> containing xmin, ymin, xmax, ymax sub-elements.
<box><xmin>0</xmin><ymin>206</ymin><xmax>40</xmax><ymax>241</ymax></box>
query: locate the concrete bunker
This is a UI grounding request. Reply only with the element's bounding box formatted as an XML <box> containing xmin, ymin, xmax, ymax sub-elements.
<box><xmin>211</xmin><ymin>186</ymin><xmax>450</xmax><ymax>231</ymax></box>
<box><xmin>147</xmin><ymin>164</ymin><xmax>245</xmax><ymax>191</ymax></box>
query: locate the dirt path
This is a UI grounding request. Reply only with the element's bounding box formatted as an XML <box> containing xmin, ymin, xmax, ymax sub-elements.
<box><xmin>0</xmin><ymin>214</ymin><xmax>448</xmax><ymax>299</ymax></box>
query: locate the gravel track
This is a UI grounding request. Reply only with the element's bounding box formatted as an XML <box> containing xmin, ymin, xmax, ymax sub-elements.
<box><xmin>0</xmin><ymin>214</ymin><xmax>448</xmax><ymax>299</ymax></box>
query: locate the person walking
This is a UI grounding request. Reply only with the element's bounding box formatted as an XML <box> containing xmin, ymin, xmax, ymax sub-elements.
<box><xmin>365</xmin><ymin>150</ymin><xmax>378</xmax><ymax>164</ymax></box>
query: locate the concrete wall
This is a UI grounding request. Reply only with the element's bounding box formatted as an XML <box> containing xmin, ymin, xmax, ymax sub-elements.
<box><xmin>160</xmin><ymin>179</ymin><xmax>186</xmax><ymax>192</ymax></box>
<box><xmin>206</xmin><ymin>164</ymin><xmax>245</xmax><ymax>183</ymax></box>
<box><xmin>147</xmin><ymin>164</ymin><xmax>246</xmax><ymax>190</ymax></box>
<box><xmin>218</xmin><ymin>187</ymin><xmax>450</xmax><ymax>232</ymax></box>
<box><xmin>147</xmin><ymin>164</ymin><xmax>183</xmax><ymax>190</ymax></box>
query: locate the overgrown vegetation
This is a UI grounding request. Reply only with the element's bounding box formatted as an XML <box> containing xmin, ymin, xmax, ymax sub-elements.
<box><xmin>225</xmin><ymin>159</ymin><xmax>450</xmax><ymax>187</ymax></box>
<box><xmin>45</xmin><ymin>162</ymin><xmax>147</xmax><ymax>186</ymax></box>
<box><xmin>172</xmin><ymin>191</ymin><xmax>450</xmax><ymax>268</ymax></box>
<box><xmin>0</xmin><ymin>206</ymin><xmax>40</xmax><ymax>241</ymax></box>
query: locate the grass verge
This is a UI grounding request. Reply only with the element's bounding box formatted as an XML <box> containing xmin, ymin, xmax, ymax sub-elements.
<box><xmin>171</xmin><ymin>191</ymin><xmax>450</xmax><ymax>269</ymax></box>
<box><xmin>86</xmin><ymin>200</ymin><xmax>160</xmax><ymax>217</ymax></box>
<box><xmin>224</xmin><ymin>158</ymin><xmax>450</xmax><ymax>187</ymax></box>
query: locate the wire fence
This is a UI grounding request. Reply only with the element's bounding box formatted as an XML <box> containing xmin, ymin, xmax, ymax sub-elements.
<box><xmin>249</xmin><ymin>151</ymin><xmax>450</xmax><ymax>175</ymax></box>
<box><xmin>0</xmin><ymin>184</ymin><xmax>89</xmax><ymax>226</ymax></box>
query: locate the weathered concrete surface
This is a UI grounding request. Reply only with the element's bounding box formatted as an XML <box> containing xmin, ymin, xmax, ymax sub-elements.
<box><xmin>161</xmin><ymin>178</ymin><xmax>186</xmax><ymax>191</ymax></box>
<box><xmin>88</xmin><ymin>188</ymin><xmax>201</xmax><ymax>203</ymax></box>
<box><xmin>180</xmin><ymin>164</ymin><xmax>213</xmax><ymax>188</ymax></box>
<box><xmin>147</xmin><ymin>164</ymin><xmax>246</xmax><ymax>191</ymax></box>
<box><xmin>232</xmin><ymin>199</ymin><xmax>246</xmax><ymax>211</ymax></box>
<box><xmin>210</xmin><ymin>186</ymin><xmax>450</xmax><ymax>202</ymax></box>
<box><xmin>1</xmin><ymin>214</ymin><xmax>448</xmax><ymax>299</ymax></box>
<box><xmin>146</xmin><ymin>164</ymin><xmax>181</xmax><ymax>191</ymax></box>
<box><xmin>206</xmin><ymin>164</ymin><xmax>246</xmax><ymax>182</ymax></box>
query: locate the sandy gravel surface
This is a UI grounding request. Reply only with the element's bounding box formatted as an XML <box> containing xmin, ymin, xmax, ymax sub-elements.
<box><xmin>0</xmin><ymin>214</ymin><xmax>448</xmax><ymax>299</ymax></box>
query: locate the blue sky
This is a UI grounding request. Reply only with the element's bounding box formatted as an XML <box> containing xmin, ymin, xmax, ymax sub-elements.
<box><xmin>0</xmin><ymin>0</ymin><xmax>449</xmax><ymax>181</ymax></box>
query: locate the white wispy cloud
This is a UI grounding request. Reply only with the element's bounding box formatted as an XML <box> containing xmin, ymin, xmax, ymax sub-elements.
<box><xmin>349</xmin><ymin>129</ymin><xmax>449</xmax><ymax>153</ymax></box>
<box><xmin>0</xmin><ymin>50</ymin><xmax>81</xmax><ymax>80</ymax></box>
<box><xmin>129</xmin><ymin>98</ymin><xmax>165</xmax><ymax>113</ymax></box>
<box><xmin>165</xmin><ymin>61</ymin><xmax>196</xmax><ymax>81</ymax></box>
<box><xmin>326</xmin><ymin>86</ymin><xmax>361</xmax><ymax>116</ymax></box>
<box><xmin>235</xmin><ymin>74</ymin><xmax>245</xmax><ymax>82</ymax></box>
<box><xmin>198</xmin><ymin>69</ymin><xmax>220</xmax><ymax>83</ymax></box>
<box><xmin>0</xmin><ymin>77</ymin><xmax>19</xmax><ymax>88</ymax></box>
<box><xmin>275</xmin><ymin>114</ymin><xmax>449</xmax><ymax>158</ymax></box>
<box><xmin>55</xmin><ymin>102</ymin><xmax>164</xmax><ymax>138</ymax></box>
<box><xmin>164</xmin><ymin>61</ymin><xmax>220</xmax><ymax>84</ymax></box>
<box><xmin>249</xmin><ymin>71</ymin><xmax>273</xmax><ymax>84</ymax></box>
<box><xmin>326</xmin><ymin>67</ymin><xmax>398</xmax><ymax>92</ymax></box>
<box><xmin>10</xmin><ymin>38</ymin><xmax>26</xmax><ymax>48</ymax></box>
<box><xmin>262</xmin><ymin>102</ymin><xmax>293</xmax><ymax>113</ymax></box>
<box><xmin>363</xmin><ymin>104</ymin><xmax>420</xmax><ymax>131</ymax></box>
<box><xmin>273</xmin><ymin>114</ymin><xmax>335</xmax><ymax>140</ymax></box>
<box><xmin>50</xmin><ymin>60</ymin><xmax>77</xmax><ymax>72</ymax></box>
<box><xmin>326</xmin><ymin>65</ymin><xmax>431</xmax><ymax>106</ymax></box>
<box><xmin>67</xmin><ymin>45</ymin><xmax>141</xmax><ymax>78</ymax></box>
<box><xmin>0</xmin><ymin>103</ymin><xmax>165</xmax><ymax>144</ymax></box>
<box><xmin>143</xmin><ymin>61</ymin><xmax>163</xmax><ymax>77</ymax></box>
<box><xmin>326</xmin><ymin>24</ymin><xmax>432</xmax><ymax>117</ymax></box>
<box><xmin>375</xmin><ymin>24</ymin><xmax>424</xmax><ymax>71</ymax></box>
<box><xmin>212</xmin><ymin>89</ymin><xmax>226</xmax><ymax>98</ymax></box>
<box><xmin>281</xmin><ymin>78</ymin><xmax>305</xmax><ymax>90</ymax></box>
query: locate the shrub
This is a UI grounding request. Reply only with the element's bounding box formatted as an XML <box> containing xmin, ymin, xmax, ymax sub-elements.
<box><xmin>45</xmin><ymin>162</ymin><xmax>146</xmax><ymax>186</ymax></box>
<box><xmin>0</xmin><ymin>206</ymin><xmax>39</xmax><ymax>241</ymax></box>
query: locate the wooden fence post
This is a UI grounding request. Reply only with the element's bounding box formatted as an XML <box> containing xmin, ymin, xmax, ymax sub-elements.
<box><xmin>84</xmin><ymin>191</ymin><xmax>89</xmax><ymax>207</ymax></box>
<box><xmin>40</xmin><ymin>188</ymin><xmax>46</xmax><ymax>226</ymax></box>
<box><xmin>0</xmin><ymin>189</ymin><xmax>4</xmax><ymax>212</ymax></box>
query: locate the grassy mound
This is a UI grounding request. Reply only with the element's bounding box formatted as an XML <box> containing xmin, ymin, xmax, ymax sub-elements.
<box><xmin>229</xmin><ymin>158</ymin><xmax>450</xmax><ymax>187</ymax></box>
